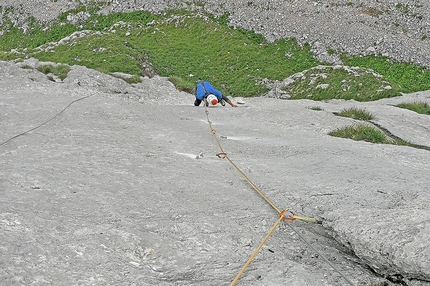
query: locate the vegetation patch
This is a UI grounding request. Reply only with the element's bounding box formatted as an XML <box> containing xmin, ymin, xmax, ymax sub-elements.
<box><xmin>330</xmin><ymin>107</ymin><xmax>415</xmax><ymax>147</ymax></box>
<box><xmin>169</xmin><ymin>75</ymin><xmax>195</xmax><ymax>94</ymax></box>
<box><xmin>283</xmin><ymin>66</ymin><xmax>402</xmax><ymax>101</ymax></box>
<box><xmin>307</xmin><ymin>106</ymin><xmax>323</xmax><ymax>111</ymax></box>
<box><xmin>111</xmin><ymin>74</ymin><xmax>142</xmax><ymax>84</ymax></box>
<box><xmin>329</xmin><ymin>124</ymin><xmax>411</xmax><ymax>146</ymax></box>
<box><xmin>397</xmin><ymin>101</ymin><xmax>430</xmax><ymax>115</ymax></box>
<box><xmin>0</xmin><ymin>9</ymin><xmax>319</xmax><ymax>96</ymax></box>
<box><xmin>37</xmin><ymin>64</ymin><xmax>71</xmax><ymax>80</ymax></box>
<box><xmin>1</xmin><ymin>6</ymin><xmax>430</xmax><ymax>98</ymax></box>
<box><xmin>20</xmin><ymin>65</ymin><xmax>33</xmax><ymax>70</ymax></box>
<box><xmin>123</xmin><ymin>75</ymin><xmax>142</xmax><ymax>84</ymax></box>
<box><xmin>341</xmin><ymin>54</ymin><xmax>430</xmax><ymax>93</ymax></box>
<box><xmin>335</xmin><ymin>107</ymin><xmax>374</xmax><ymax>121</ymax></box>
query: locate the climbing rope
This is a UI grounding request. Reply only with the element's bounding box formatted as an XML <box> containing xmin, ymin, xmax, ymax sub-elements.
<box><xmin>203</xmin><ymin>105</ymin><xmax>355</xmax><ymax>286</ymax></box>
<box><xmin>0</xmin><ymin>95</ymin><xmax>92</xmax><ymax>147</ymax></box>
<box><xmin>231</xmin><ymin>212</ymin><xmax>285</xmax><ymax>285</ymax></box>
<box><xmin>204</xmin><ymin>108</ymin><xmax>316</xmax><ymax>222</ymax></box>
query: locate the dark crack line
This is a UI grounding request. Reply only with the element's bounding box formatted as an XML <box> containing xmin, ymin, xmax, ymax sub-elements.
<box><xmin>332</xmin><ymin>112</ymin><xmax>430</xmax><ymax>152</ymax></box>
<box><xmin>369</xmin><ymin>121</ymin><xmax>430</xmax><ymax>152</ymax></box>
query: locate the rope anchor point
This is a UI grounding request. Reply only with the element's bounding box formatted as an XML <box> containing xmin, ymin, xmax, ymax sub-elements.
<box><xmin>280</xmin><ymin>209</ymin><xmax>296</xmax><ymax>221</ymax></box>
<box><xmin>216</xmin><ymin>152</ymin><xmax>227</xmax><ymax>158</ymax></box>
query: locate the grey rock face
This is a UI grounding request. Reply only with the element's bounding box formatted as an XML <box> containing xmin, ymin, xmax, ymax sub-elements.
<box><xmin>1</xmin><ymin>59</ymin><xmax>430</xmax><ymax>285</ymax></box>
<box><xmin>324</xmin><ymin>208</ymin><xmax>430</xmax><ymax>282</ymax></box>
<box><xmin>1</xmin><ymin>0</ymin><xmax>430</xmax><ymax>284</ymax></box>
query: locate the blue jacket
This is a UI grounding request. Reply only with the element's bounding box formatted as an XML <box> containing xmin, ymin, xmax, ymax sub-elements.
<box><xmin>195</xmin><ymin>80</ymin><xmax>223</xmax><ymax>100</ymax></box>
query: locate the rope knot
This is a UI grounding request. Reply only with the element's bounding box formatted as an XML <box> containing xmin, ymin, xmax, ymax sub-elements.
<box><xmin>280</xmin><ymin>209</ymin><xmax>296</xmax><ymax>221</ymax></box>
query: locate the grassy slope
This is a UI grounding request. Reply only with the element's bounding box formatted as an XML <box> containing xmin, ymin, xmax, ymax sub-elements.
<box><xmin>1</xmin><ymin>6</ymin><xmax>429</xmax><ymax>98</ymax></box>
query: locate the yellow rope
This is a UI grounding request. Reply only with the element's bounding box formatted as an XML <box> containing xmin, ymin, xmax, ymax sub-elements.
<box><xmin>293</xmin><ymin>215</ymin><xmax>317</xmax><ymax>223</ymax></box>
<box><xmin>224</xmin><ymin>155</ymin><xmax>281</xmax><ymax>214</ymax></box>
<box><xmin>230</xmin><ymin>214</ymin><xmax>284</xmax><ymax>286</ymax></box>
<box><xmin>204</xmin><ymin>108</ymin><xmax>316</xmax><ymax>223</ymax></box>
<box><xmin>203</xmin><ymin>106</ymin><xmax>353</xmax><ymax>285</ymax></box>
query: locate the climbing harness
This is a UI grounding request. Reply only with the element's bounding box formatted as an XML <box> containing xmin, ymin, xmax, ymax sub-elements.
<box><xmin>203</xmin><ymin>105</ymin><xmax>355</xmax><ymax>286</ymax></box>
<box><xmin>197</xmin><ymin>80</ymin><xmax>216</xmax><ymax>106</ymax></box>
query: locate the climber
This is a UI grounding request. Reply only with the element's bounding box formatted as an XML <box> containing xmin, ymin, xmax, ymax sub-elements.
<box><xmin>194</xmin><ymin>79</ymin><xmax>237</xmax><ymax>107</ymax></box>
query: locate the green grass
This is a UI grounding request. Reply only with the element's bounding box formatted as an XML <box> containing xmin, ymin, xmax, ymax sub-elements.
<box><xmin>336</xmin><ymin>107</ymin><xmax>374</xmax><ymax>121</ymax></box>
<box><xmin>329</xmin><ymin>124</ymin><xmax>411</xmax><ymax>146</ymax></box>
<box><xmin>341</xmin><ymin>54</ymin><xmax>430</xmax><ymax>92</ymax></box>
<box><xmin>123</xmin><ymin>75</ymin><xmax>142</xmax><ymax>84</ymax></box>
<box><xmin>283</xmin><ymin>66</ymin><xmax>403</xmax><ymax>101</ymax></box>
<box><xmin>397</xmin><ymin>101</ymin><xmax>430</xmax><ymax>115</ymax></box>
<box><xmin>0</xmin><ymin>19</ymin><xmax>78</xmax><ymax>51</ymax></box>
<box><xmin>111</xmin><ymin>74</ymin><xmax>143</xmax><ymax>84</ymax></box>
<box><xmin>1</xmin><ymin>5</ymin><xmax>430</xmax><ymax>99</ymax></box>
<box><xmin>6</xmin><ymin>11</ymin><xmax>319</xmax><ymax>96</ymax></box>
<box><xmin>37</xmin><ymin>64</ymin><xmax>71</xmax><ymax>80</ymax></box>
<box><xmin>169</xmin><ymin>75</ymin><xmax>195</xmax><ymax>93</ymax></box>
<box><xmin>123</xmin><ymin>15</ymin><xmax>319</xmax><ymax>96</ymax></box>
<box><xmin>307</xmin><ymin>106</ymin><xmax>324</xmax><ymax>111</ymax></box>
<box><xmin>20</xmin><ymin>65</ymin><xmax>34</xmax><ymax>70</ymax></box>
